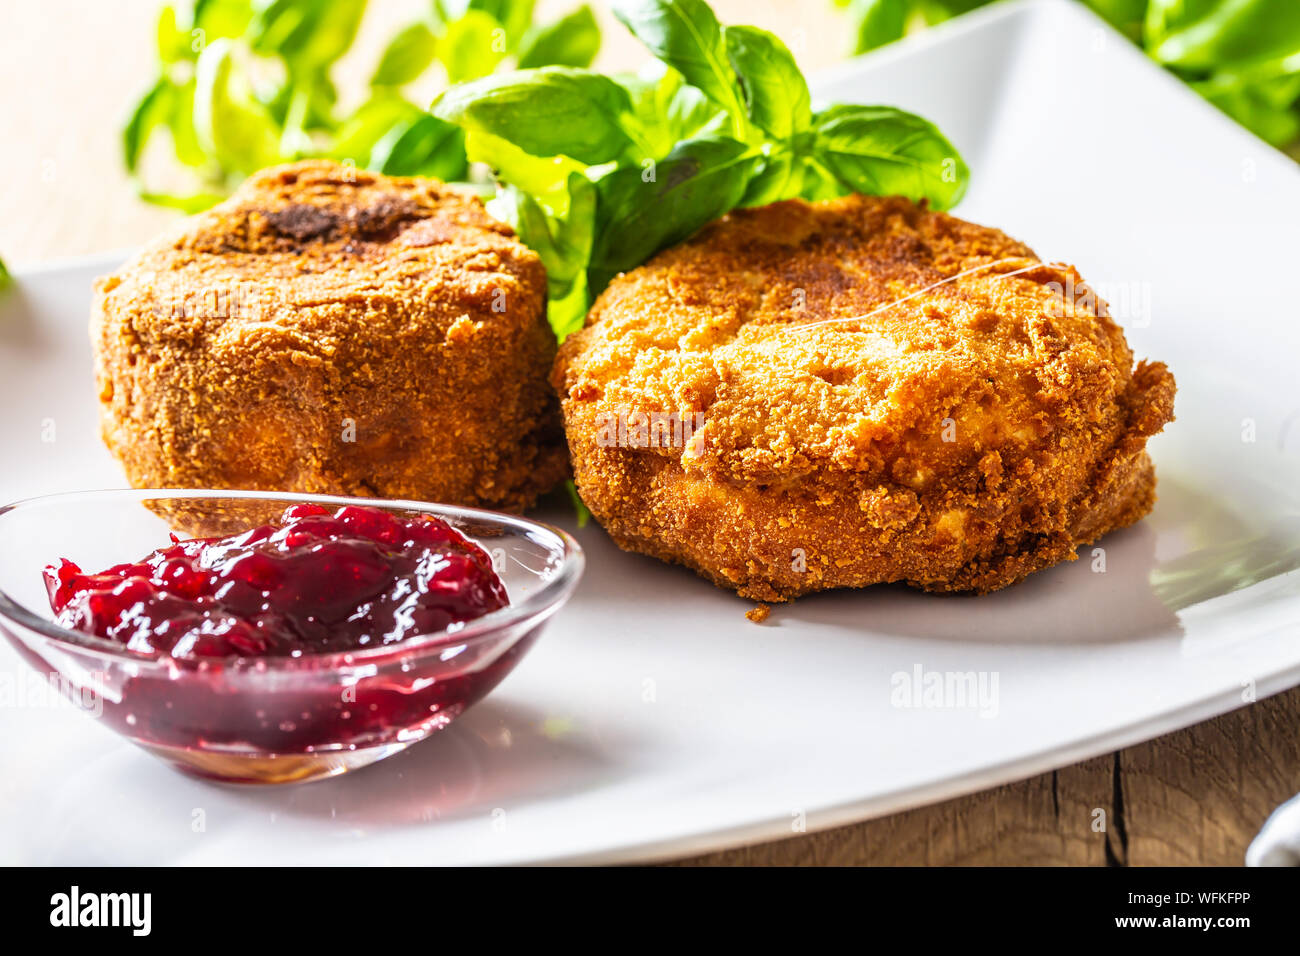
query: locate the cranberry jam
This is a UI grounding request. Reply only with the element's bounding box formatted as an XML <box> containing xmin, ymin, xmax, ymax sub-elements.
<box><xmin>43</xmin><ymin>503</ymin><xmax>509</xmax><ymax>659</ymax></box>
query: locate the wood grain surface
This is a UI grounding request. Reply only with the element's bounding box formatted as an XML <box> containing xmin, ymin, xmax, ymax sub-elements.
<box><xmin>2</xmin><ymin>0</ymin><xmax>1296</xmax><ymax>866</ymax></box>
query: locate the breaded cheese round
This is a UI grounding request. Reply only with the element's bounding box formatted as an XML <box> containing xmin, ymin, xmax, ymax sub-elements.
<box><xmin>93</xmin><ymin>160</ymin><xmax>566</xmax><ymax>512</ymax></box>
<box><xmin>553</xmin><ymin>195</ymin><xmax>1176</xmax><ymax>600</ymax></box>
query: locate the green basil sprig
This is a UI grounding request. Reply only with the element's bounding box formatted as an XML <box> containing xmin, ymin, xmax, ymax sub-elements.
<box><xmin>123</xmin><ymin>0</ymin><xmax>601</xmax><ymax>210</ymax></box>
<box><xmin>432</xmin><ymin>0</ymin><xmax>969</xmax><ymax>340</ymax></box>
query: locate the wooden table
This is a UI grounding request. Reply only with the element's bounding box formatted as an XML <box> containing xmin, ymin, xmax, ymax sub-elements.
<box><xmin>4</xmin><ymin>0</ymin><xmax>1296</xmax><ymax>866</ymax></box>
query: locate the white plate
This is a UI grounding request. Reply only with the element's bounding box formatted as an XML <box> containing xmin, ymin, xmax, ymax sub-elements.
<box><xmin>2</xmin><ymin>0</ymin><xmax>1299</xmax><ymax>865</ymax></box>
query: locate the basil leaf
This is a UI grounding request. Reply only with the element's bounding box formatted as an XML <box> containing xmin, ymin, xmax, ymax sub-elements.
<box><xmin>589</xmin><ymin>135</ymin><xmax>758</xmax><ymax>289</ymax></box>
<box><xmin>494</xmin><ymin>179</ymin><xmax>595</xmax><ymax>281</ymax></box>
<box><xmin>123</xmin><ymin>77</ymin><xmax>175</xmax><ymax>173</ymax></box>
<box><xmin>370</xmin><ymin>113</ymin><xmax>468</xmax><ymax>180</ymax></box>
<box><xmin>301</xmin><ymin>1</ymin><xmax>368</xmax><ymax>67</ymax></box>
<box><xmin>332</xmin><ymin>91</ymin><xmax>424</xmax><ymax>162</ymax></box>
<box><xmin>491</xmin><ymin>178</ymin><xmax>594</xmax><ymax>276</ymax></box>
<box><xmin>263</xmin><ymin>71</ymin><xmax>337</xmax><ymax>131</ymax></box>
<box><xmin>371</xmin><ymin>21</ymin><xmax>438</xmax><ymax>87</ymax></box>
<box><xmin>248</xmin><ymin>0</ymin><xmax>308</xmax><ymax>55</ymax></box>
<box><xmin>125</xmin><ymin>78</ymin><xmax>215</xmax><ymax>208</ymax></box>
<box><xmin>546</xmin><ymin>173</ymin><xmax>597</xmax><ymax>339</ymax></box>
<box><xmin>564</xmin><ymin>480</ymin><xmax>593</xmax><ymax>527</ymax></box>
<box><xmin>610</xmin><ymin>0</ymin><xmax>749</xmax><ymax>132</ymax></box>
<box><xmin>135</xmin><ymin>188</ymin><xmax>231</xmax><ymax>212</ymax></box>
<box><xmin>197</xmin><ymin>0</ymin><xmax>256</xmax><ymax>41</ymax></box>
<box><xmin>193</xmin><ymin>37</ymin><xmax>282</xmax><ymax>175</ymax></box>
<box><xmin>0</xmin><ymin>256</ymin><xmax>12</xmax><ymax>294</ymax></box>
<box><xmin>432</xmin><ymin>67</ymin><xmax>637</xmax><ymax>163</ymax></box>
<box><xmin>168</xmin><ymin>79</ymin><xmax>209</xmax><ymax>168</ymax></box>
<box><xmin>438</xmin><ymin>9</ymin><xmax>508</xmax><ymax>83</ymax></box>
<box><xmin>278</xmin><ymin>84</ymin><xmax>315</xmax><ymax>158</ymax></box>
<box><xmin>848</xmin><ymin>0</ymin><xmax>908</xmax><ymax>54</ymax></box>
<box><xmin>250</xmin><ymin>0</ymin><xmax>365</xmax><ymax>68</ymax></box>
<box><xmin>517</xmin><ymin>5</ymin><xmax>602</xmax><ymax>69</ymax></box>
<box><xmin>812</xmin><ymin>103</ymin><xmax>968</xmax><ymax>210</ymax></box>
<box><xmin>489</xmin><ymin>173</ymin><xmax>596</xmax><ymax>339</ymax></box>
<box><xmin>439</xmin><ymin>0</ymin><xmax>537</xmax><ymax>51</ymax></box>
<box><xmin>1146</xmin><ymin>0</ymin><xmax>1300</xmax><ymax>72</ymax></box>
<box><xmin>739</xmin><ymin>147</ymin><xmax>806</xmax><ymax>206</ymax></box>
<box><xmin>722</xmin><ymin>24</ymin><xmax>810</xmax><ymax>137</ymax></box>
<box><xmin>620</xmin><ymin>64</ymin><xmax>726</xmax><ymax>158</ymax></box>
<box><xmin>466</xmin><ymin>129</ymin><xmax>587</xmax><ymax>213</ymax></box>
<box><xmin>917</xmin><ymin>0</ymin><xmax>991</xmax><ymax>21</ymax></box>
<box><xmin>798</xmin><ymin>156</ymin><xmax>849</xmax><ymax>201</ymax></box>
<box><xmin>480</xmin><ymin>0</ymin><xmax>536</xmax><ymax>51</ymax></box>
<box><xmin>491</xmin><ymin>183</ymin><xmax>563</xmax><ymax>263</ymax></box>
<box><xmin>555</xmin><ymin>173</ymin><xmax>597</xmax><ymax>277</ymax></box>
<box><xmin>159</xmin><ymin>1</ymin><xmax>255</xmax><ymax>62</ymax></box>
<box><xmin>157</xmin><ymin>5</ymin><xmax>192</xmax><ymax>63</ymax></box>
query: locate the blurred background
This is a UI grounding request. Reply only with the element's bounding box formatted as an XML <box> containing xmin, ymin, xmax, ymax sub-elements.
<box><xmin>2</xmin><ymin>0</ymin><xmax>1297</xmax><ymax>264</ymax></box>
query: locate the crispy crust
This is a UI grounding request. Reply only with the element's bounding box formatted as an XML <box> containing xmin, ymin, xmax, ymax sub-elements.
<box><xmin>553</xmin><ymin>195</ymin><xmax>1176</xmax><ymax>600</ymax></box>
<box><xmin>93</xmin><ymin>160</ymin><xmax>567</xmax><ymax>512</ymax></box>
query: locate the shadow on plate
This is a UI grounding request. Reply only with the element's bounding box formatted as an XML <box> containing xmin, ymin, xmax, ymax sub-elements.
<box><xmin>551</xmin><ymin>466</ymin><xmax>1300</xmax><ymax>650</ymax></box>
<box><xmin>785</xmin><ymin>521</ymin><xmax>1181</xmax><ymax>646</ymax></box>
<box><xmin>782</xmin><ymin>473</ymin><xmax>1300</xmax><ymax>644</ymax></box>
<box><xmin>245</xmin><ymin>698</ymin><xmax>632</xmax><ymax>827</ymax></box>
<box><xmin>0</xmin><ymin>285</ymin><xmax>60</xmax><ymax>354</ymax></box>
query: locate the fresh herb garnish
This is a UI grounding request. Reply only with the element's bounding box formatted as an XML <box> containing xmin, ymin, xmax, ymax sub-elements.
<box><xmin>124</xmin><ymin>0</ymin><xmax>601</xmax><ymax>209</ymax></box>
<box><xmin>563</xmin><ymin>479</ymin><xmax>593</xmax><ymax>527</ymax></box>
<box><xmin>433</xmin><ymin>0</ymin><xmax>969</xmax><ymax>340</ymax></box>
<box><xmin>835</xmin><ymin>0</ymin><xmax>1300</xmax><ymax>152</ymax></box>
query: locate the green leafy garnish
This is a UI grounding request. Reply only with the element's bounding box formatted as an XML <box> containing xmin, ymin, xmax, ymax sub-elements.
<box><xmin>518</xmin><ymin>5</ymin><xmax>602</xmax><ymax>69</ymax></box>
<box><xmin>843</xmin><ymin>0</ymin><xmax>909</xmax><ymax>54</ymax></box>
<box><xmin>811</xmin><ymin>104</ymin><xmax>967</xmax><ymax>208</ymax></box>
<box><xmin>563</xmin><ymin>479</ymin><xmax>593</xmax><ymax>528</ymax></box>
<box><xmin>123</xmin><ymin>0</ymin><xmax>601</xmax><ymax>209</ymax></box>
<box><xmin>612</xmin><ymin>0</ymin><xmax>752</xmax><ymax>138</ymax></box>
<box><xmin>432</xmin><ymin>0</ymin><xmax>969</xmax><ymax>340</ymax></box>
<box><xmin>834</xmin><ymin>0</ymin><xmax>1300</xmax><ymax>152</ymax></box>
<box><xmin>193</xmin><ymin>37</ymin><xmax>282</xmax><ymax>175</ymax></box>
<box><xmin>370</xmin><ymin>114</ymin><xmax>468</xmax><ymax>180</ymax></box>
<box><xmin>434</xmin><ymin>68</ymin><xmax>643</xmax><ymax>164</ymax></box>
<box><xmin>0</xmin><ymin>256</ymin><xmax>11</xmax><ymax>295</ymax></box>
<box><xmin>370</xmin><ymin>21</ymin><xmax>438</xmax><ymax>87</ymax></box>
<box><xmin>723</xmin><ymin>24</ymin><xmax>811</xmax><ymax>139</ymax></box>
<box><xmin>587</xmin><ymin>136</ymin><xmax>759</xmax><ymax>290</ymax></box>
<box><xmin>437</xmin><ymin>9</ymin><xmax>509</xmax><ymax>83</ymax></box>
<box><xmin>1146</xmin><ymin>0</ymin><xmax>1300</xmax><ymax>149</ymax></box>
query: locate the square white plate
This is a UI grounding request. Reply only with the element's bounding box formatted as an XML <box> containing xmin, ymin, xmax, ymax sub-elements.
<box><xmin>2</xmin><ymin>0</ymin><xmax>1299</xmax><ymax>864</ymax></box>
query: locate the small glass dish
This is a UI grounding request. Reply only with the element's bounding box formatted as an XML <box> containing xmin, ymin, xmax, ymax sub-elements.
<box><xmin>0</xmin><ymin>489</ymin><xmax>583</xmax><ymax>784</ymax></box>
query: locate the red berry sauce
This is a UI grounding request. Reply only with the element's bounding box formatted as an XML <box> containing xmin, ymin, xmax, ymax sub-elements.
<box><xmin>25</xmin><ymin>504</ymin><xmax>531</xmax><ymax>763</ymax></box>
<box><xmin>44</xmin><ymin>503</ymin><xmax>509</xmax><ymax>659</ymax></box>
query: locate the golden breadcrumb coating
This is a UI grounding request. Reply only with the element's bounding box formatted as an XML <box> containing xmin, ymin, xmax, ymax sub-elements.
<box><xmin>93</xmin><ymin>160</ymin><xmax>567</xmax><ymax>512</ymax></box>
<box><xmin>553</xmin><ymin>195</ymin><xmax>1176</xmax><ymax>600</ymax></box>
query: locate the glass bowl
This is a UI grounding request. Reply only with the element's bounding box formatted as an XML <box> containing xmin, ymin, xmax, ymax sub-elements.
<box><xmin>0</xmin><ymin>489</ymin><xmax>583</xmax><ymax>784</ymax></box>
